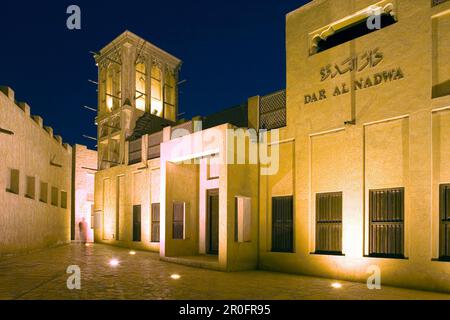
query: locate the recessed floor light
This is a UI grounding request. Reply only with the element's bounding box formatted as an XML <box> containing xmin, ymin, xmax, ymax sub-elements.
<box><xmin>331</xmin><ymin>282</ymin><xmax>342</xmax><ymax>289</ymax></box>
<box><xmin>129</xmin><ymin>251</ymin><xmax>136</xmax><ymax>255</ymax></box>
<box><xmin>171</xmin><ymin>274</ymin><xmax>181</xmax><ymax>280</ymax></box>
<box><xmin>109</xmin><ymin>259</ymin><xmax>120</xmax><ymax>267</ymax></box>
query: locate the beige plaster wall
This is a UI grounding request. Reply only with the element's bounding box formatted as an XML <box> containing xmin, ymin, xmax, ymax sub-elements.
<box><xmin>0</xmin><ymin>87</ymin><xmax>72</xmax><ymax>256</ymax></box>
<box><xmin>94</xmin><ymin>158</ymin><xmax>161</xmax><ymax>252</ymax></box>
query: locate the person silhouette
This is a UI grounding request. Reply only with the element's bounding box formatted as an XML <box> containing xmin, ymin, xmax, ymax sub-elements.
<box><xmin>79</xmin><ymin>217</ymin><xmax>88</xmax><ymax>245</ymax></box>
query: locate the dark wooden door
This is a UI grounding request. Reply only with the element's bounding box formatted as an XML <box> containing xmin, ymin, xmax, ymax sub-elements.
<box><xmin>207</xmin><ymin>190</ymin><xmax>219</xmax><ymax>255</ymax></box>
<box><xmin>133</xmin><ymin>205</ymin><xmax>142</xmax><ymax>242</ymax></box>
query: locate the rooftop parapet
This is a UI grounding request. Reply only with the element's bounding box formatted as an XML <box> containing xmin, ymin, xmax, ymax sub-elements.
<box><xmin>0</xmin><ymin>85</ymin><xmax>71</xmax><ymax>153</ymax></box>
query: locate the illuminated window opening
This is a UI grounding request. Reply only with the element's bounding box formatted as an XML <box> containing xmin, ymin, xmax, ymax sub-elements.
<box><xmin>151</xmin><ymin>65</ymin><xmax>163</xmax><ymax>117</ymax></box>
<box><xmin>135</xmin><ymin>63</ymin><xmax>147</xmax><ymax>112</ymax></box>
<box><xmin>164</xmin><ymin>71</ymin><xmax>177</xmax><ymax>121</ymax></box>
<box><xmin>105</xmin><ymin>65</ymin><xmax>121</xmax><ymax>112</ymax></box>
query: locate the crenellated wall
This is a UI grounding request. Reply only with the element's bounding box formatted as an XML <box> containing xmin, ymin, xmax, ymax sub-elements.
<box><xmin>0</xmin><ymin>86</ymin><xmax>72</xmax><ymax>256</ymax></box>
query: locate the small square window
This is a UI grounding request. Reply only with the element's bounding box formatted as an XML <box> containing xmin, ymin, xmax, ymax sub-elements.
<box><xmin>40</xmin><ymin>182</ymin><xmax>48</xmax><ymax>203</ymax></box>
<box><xmin>6</xmin><ymin>169</ymin><xmax>19</xmax><ymax>195</ymax></box>
<box><xmin>25</xmin><ymin>176</ymin><xmax>36</xmax><ymax>199</ymax></box>
<box><xmin>61</xmin><ymin>191</ymin><xmax>68</xmax><ymax>209</ymax></box>
<box><xmin>51</xmin><ymin>186</ymin><xmax>59</xmax><ymax>207</ymax></box>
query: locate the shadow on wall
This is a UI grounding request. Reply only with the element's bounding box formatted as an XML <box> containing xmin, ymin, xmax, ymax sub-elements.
<box><xmin>433</xmin><ymin>80</ymin><xmax>450</xmax><ymax>98</ymax></box>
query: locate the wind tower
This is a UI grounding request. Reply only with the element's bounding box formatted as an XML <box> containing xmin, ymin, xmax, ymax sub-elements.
<box><xmin>94</xmin><ymin>31</ymin><xmax>182</xmax><ymax>170</ymax></box>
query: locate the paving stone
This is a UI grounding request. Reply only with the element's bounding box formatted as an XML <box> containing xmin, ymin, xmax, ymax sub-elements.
<box><xmin>0</xmin><ymin>244</ymin><xmax>448</xmax><ymax>300</ymax></box>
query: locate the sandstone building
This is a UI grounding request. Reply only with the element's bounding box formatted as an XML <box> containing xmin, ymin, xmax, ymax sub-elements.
<box><xmin>93</xmin><ymin>0</ymin><xmax>450</xmax><ymax>293</ymax></box>
<box><xmin>0</xmin><ymin>87</ymin><xmax>72</xmax><ymax>256</ymax></box>
<box><xmin>0</xmin><ymin>0</ymin><xmax>449</xmax><ymax>295</ymax></box>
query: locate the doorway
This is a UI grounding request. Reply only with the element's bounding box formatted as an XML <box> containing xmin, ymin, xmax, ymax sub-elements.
<box><xmin>207</xmin><ymin>189</ymin><xmax>219</xmax><ymax>255</ymax></box>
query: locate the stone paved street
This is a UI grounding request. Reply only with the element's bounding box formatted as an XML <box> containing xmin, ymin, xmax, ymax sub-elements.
<box><xmin>0</xmin><ymin>244</ymin><xmax>449</xmax><ymax>300</ymax></box>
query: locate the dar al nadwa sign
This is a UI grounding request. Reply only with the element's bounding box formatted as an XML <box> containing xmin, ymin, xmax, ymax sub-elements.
<box><xmin>304</xmin><ymin>48</ymin><xmax>405</xmax><ymax>104</ymax></box>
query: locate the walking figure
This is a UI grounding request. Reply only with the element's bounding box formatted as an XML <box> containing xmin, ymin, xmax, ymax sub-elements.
<box><xmin>79</xmin><ymin>217</ymin><xmax>88</xmax><ymax>245</ymax></box>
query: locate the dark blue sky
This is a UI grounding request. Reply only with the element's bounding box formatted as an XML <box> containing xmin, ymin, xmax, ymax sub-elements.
<box><xmin>0</xmin><ymin>0</ymin><xmax>309</xmax><ymax>149</ymax></box>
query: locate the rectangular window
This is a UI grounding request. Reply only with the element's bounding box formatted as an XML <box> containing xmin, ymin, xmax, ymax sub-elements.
<box><xmin>316</xmin><ymin>192</ymin><xmax>343</xmax><ymax>254</ymax></box>
<box><xmin>150</xmin><ymin>65</ymin><xmax>163</xmax><ymax>116</ymax></box>
<box><xmin>440</xmin><ymin>184</ymin><xmax>450</xmax><ymax>260</ymax></box>
<box><xmin>133</xmin><ymin>205</ymin><xmax>142</xmax><ymax>242</ymax></box>
<box><xmin>61</xmin><ymin>191</ymin><xmax>68</xmax><ymax>209</ymax></box>
<box><xmin>151</xmin><ymin>203</ymin><xmax>160</xmax><ymax>243</ymax></box>
<box><xmin>135</xmin><ymin>63</ymin><xmax>146</xmax><ymax>112</ymax></box>
<box><xmin>272</xmin><ymin>196</ymin><xmax>294</xmax><ymax>253</ymax></box>
<box><xmin>173</xmin><ymin>202</ymin><xmax>185</xmax><ymax>240</ymax></box>
<box><xmin>369</xmin><ymin>188</ymin><xmax>404</xmax><ymax>258</ymax></box>
<box><xmin>235</xmin><ymin>197</ymin><xmax>252</xmax><ymax>243</ymax></box>
<box><xmin>51</xmin><ymin>186</ymin><xmax>59</xmax><ymax>207</ymax></box>
<box><xmin>164</xmin><ymin>71</ymin><xmax>176</xmax><ymax>121</ymax></box>
<box><xmin>39</xmin><ymin>181</ymin><xmax>48</xmax><ymax>203</ymax></box>
<box><xmin>207</xmin><ymin>155</ymin><xmax>220</xmax><ymax>180</ymax></box>
<box><xmin>6</xmin><ymin>169</ymin><xmax>19</xmax><ymax>194</ymax></box>
<box><xmin>25</xmin><ymin>176</ymin><xmax>35</xmax><ymax>199</ymax></box>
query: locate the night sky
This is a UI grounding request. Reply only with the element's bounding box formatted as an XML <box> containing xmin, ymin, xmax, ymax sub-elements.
<box><xmin>0</xmin><ymin>0</ymin><xmax>309</xmax><ymax>149</ymax></box>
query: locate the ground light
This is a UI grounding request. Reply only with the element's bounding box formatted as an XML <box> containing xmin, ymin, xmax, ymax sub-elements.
<box><xmin>109</xmin><ymin>259</ymin><xmax>120</xmax><ymax>267</ymax></box>
<box><xmin>331</xmin><ymin>282</ymin><xmax>342</xmax><ymax>289</ymax></box>
<box><xmin>129</xmin><ymin>251</ymin><xmax>136</xmax><ymax>255</ymax></box>
<box><xmin>171</xmin><ymin>274</ymin><xmax>181</xmax><ymax>280</ymax></box>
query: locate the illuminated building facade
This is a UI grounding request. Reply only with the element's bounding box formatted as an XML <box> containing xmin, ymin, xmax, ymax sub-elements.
<box><xmin>94</xmin><ymin>0</ymin><xmax>450</xmax><ymax>293</ymax></box>
<box><xmin>259</xmin><ymin>0</ymin><xmax>450</xmax><ymax>292</ymax></box>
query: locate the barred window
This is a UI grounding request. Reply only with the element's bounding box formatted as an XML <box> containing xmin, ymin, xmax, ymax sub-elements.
<box><xmin>369</xmin><ymin>188</ymin><xmax>404</xmax><ymax>258</ymax></box>
<box><xmin>272</xmin><ymin>196</ymin><xmax>294</xmax><ymax>253</ymax></box>
<box><xmin>133</xmin><ymin>205</ymin><xmax>142</xmax><ymax>242</ymax></box>
<box><xmin>259</xmin><ymin>90</ymin><xmax>286</xmax><ymax>131</ymax></box>
<box><xmin>316</xmin><ymin>192</ymin><xmax>343</xmax><ymax>254</ymax></box>
<box><xmin>151</xmin><ymin>203</ymin><xmax>160</xmax><ymax>243</ymax></box>
<box><xmin>440</xmin><ymin>184</ymin><xmax>450</xmax><ymax>260</ymax></box>
<box><xmin>173</xmin><ymin>202</ymin><xmax>185</xmax><ymax>240</ymax></box>
<box><xmin>128</xmin><ymin>138</ymin><xmax>142</xmax><ymax>165</ymax></box>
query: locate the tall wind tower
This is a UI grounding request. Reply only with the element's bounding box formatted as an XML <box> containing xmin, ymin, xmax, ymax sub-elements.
<box><xmin>94</xmin><ymin>31</ymin><xmax>182</xmax><ymax>170</ymax></box>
